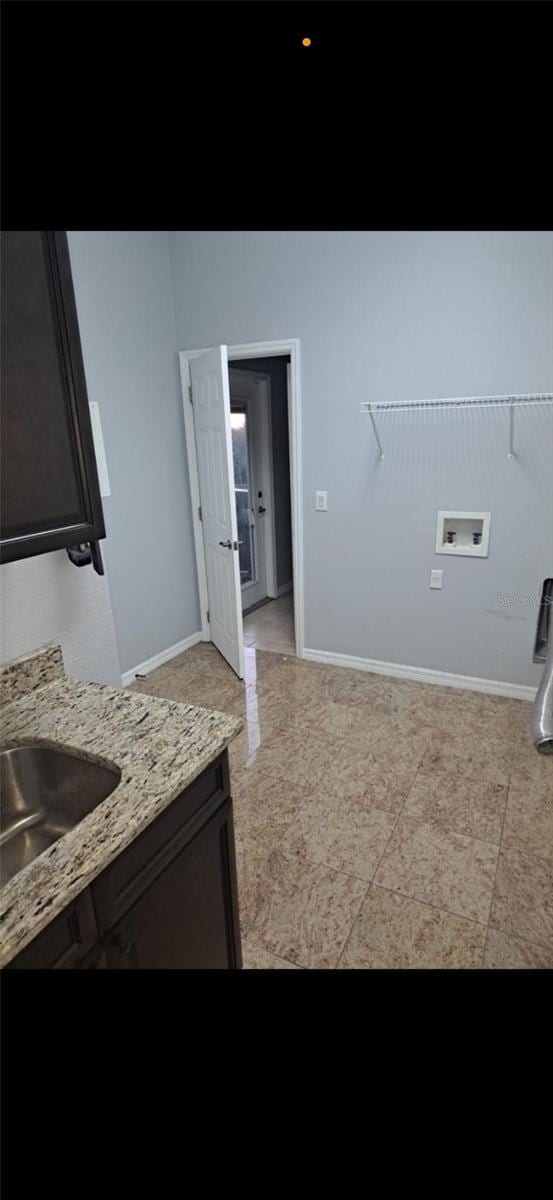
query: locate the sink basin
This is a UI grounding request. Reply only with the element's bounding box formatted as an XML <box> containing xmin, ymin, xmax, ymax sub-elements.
<box><xmin>0</xmin><ymin>746</ymin><xmax>121</xmax><ymax>886</ymax></box>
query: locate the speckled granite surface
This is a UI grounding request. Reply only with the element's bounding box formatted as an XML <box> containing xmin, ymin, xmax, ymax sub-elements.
<box><xmin>0</xmin><ymin>643</ymin><xmax>64</xmax><ymax>705</ymax></box>
<box><xmin>0</xmin><ymin>648</ymin><xmax>243</xmax><ymax>967</ymax></box>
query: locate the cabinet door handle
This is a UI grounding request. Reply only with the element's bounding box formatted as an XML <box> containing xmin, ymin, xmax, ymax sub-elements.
<box><xmin>66</xmin><ymin>540</ymin><xmax>104</xmax><ymax>576</ymax></box>
<box><xmin>66</xmin><ymin>543</ymin><xmax>92</xmax><ymax>568</ymax></box>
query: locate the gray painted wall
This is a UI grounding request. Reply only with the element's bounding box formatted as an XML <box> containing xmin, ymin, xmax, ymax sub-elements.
<box><xmin>68</xmin><ymin>231</ymin><xmax>200</xmax><ymax>674</ymax></box>
<box><xmin>0</xmin><ymin>551</ymin><xmax>121</xmax><ymax>685</ymax></box>
<box><xmin>169</xmin><ymin>231</ymin><xmax>553</xmax><ymax>687</ymax></box>
<box><xmin>232</xmin><ymin>356</ymin><xmax>292</xmax><ymax>590</ymax></box>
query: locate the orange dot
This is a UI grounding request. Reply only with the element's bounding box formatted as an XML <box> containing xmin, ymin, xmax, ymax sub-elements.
<box><xmin>302</xmin><ymin>37</ymin><xmax>312</xmax><ymax>47</ymax></box>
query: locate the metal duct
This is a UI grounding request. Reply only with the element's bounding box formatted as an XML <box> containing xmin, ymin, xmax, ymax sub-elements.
<box><xmin>532</xmin><ymin>579</ymin><xmax>553</xmax><ymax>754</ymax></box>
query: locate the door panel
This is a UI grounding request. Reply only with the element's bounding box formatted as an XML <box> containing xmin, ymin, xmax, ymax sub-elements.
<box><xmin>190</xmin><ymin>347</ymin><xmax>244</xmax><ymax>677</ymax></box>
<box><xmin>230</xmin><ymin>399</ymin><xmax>267</xmax><ymax>610</ymax></box>
<box><xmin>0</xmin><ymin>231</ymin><xmax>106</xmax><ymax>563</ymax></box>
<box><xmin>104</xmin><ymin>802</ymin><xmax>242</xmax><ymax>970</ymax></box>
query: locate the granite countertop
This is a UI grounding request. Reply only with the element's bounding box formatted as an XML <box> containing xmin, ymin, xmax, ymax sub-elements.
<box><xmin>0</xmin><ymin>645</ymin><xmax>243</xmax><ymax>967</ymax></box>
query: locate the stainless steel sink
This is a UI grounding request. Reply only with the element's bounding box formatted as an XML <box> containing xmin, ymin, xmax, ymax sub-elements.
<box><xmin>0</xmin><ymin>746</ymin><xmax>121</xmax><ymax>886</ymax></box>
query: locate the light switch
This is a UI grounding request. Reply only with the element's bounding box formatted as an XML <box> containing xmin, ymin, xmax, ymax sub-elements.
<box><xmin>430</xmin><ymin>569</ymin><xmax>443</xmax><ymax>589</ymax></box>
<box><xmin>315</xmin><ymin>491</ymin><xmax>327</xmax><ymax>511</ymax></box>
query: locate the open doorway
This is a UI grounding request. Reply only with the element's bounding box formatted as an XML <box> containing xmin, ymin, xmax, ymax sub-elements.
<box><xmin>179</xmin><ymin>338</ymin><xmax>303</xmax><ymax>678</ymax></box>
<box><xmin>229</xmin><ymin>357</ymin><xmax>295</xmax><ymax>655</ymax></box>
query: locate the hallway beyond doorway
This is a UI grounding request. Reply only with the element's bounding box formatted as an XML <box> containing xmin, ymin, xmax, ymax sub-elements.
<box><xmin>243</xmin><ymin>593</ymin><xmax>295</xmax><ymax>655</ymax></box>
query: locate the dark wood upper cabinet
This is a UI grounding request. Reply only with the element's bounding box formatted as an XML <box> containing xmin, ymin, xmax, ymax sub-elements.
<box><xmin>0</xmin><ymin>231</ymin><xmax>105</xmax><ymax>564</ymax></box>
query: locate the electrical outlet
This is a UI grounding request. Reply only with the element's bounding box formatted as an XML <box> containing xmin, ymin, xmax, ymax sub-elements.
<box><xmin>315</xmin><ymin>490</ymin><xmax>327</xmax><ymax>511</ymax></box>
<box><xmin>430</xmin><ymin>569</ymin><xmax>443</xmax><ymax>589</ymax></box>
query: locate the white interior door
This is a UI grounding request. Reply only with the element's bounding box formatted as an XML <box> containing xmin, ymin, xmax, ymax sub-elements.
<box><xmin>190</xmin><ymin>347</ymin><xmax>244</xmax><ymax>678</ymax></box>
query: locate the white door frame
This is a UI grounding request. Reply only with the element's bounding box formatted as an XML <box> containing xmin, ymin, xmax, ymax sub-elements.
<box><xmin>179</xmin><ymin>338</ymin><xmax>304</xmax><ymax>659</ymax></box>
<box><xmin>229</xmin><ymin>366</ymin><xmax>278</xmax><ymax>604</ymax></box>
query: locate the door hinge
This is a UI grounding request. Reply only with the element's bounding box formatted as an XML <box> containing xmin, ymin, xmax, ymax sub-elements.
<box><xmin>206</xmin><ymin>610</ymin><xmax>210</xmax><ymax>623</ymax></box>
<box><xmin>198</xmin><ymin>505</ymin><xmax>202</xmax><ymax>521</ymax></box>
<box><xmin>189</xmin><ymin>384</ymin><xmax>193</xmax><ymax>403</ymax></box>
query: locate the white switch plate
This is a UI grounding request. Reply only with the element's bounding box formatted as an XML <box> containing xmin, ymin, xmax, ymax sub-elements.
<box><xmin>315</xmin><ymin>491</ymin><xmax>327</xmax><ymax>511</ymax></box>
<box><xmin>430</xmin><ymin>569</ymin><xmax>443</xmax><ymax>589</ymax></box>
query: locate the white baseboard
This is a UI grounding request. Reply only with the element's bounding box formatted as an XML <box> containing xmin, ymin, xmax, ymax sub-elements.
<box><xmin>277</xmin><ymin>581</ymin><xmax>293</xmax><ymax>597</ymax></box>
<box><xmin>303</xmin><ymin>647</ymin><xmax>537</xmax><ymax>702</ymax></box>
<box><xmin>121</xmin><ymin>631</ymin><xmax>202</xmax><ymax>686</ymax></box>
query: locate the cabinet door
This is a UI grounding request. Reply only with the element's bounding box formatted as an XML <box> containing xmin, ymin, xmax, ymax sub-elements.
<box><xmin>6</xmin><ymin>889</ymin><xmax>99</xmax><ymax>970</ymax></box>
<box><xmin>104</xmin><ymin>801</ymin><xmax>242</xmax><ymax>970</ymax></box>
<box><xmin>0</xmin><ymin>230</ymin><xmax>105</xmax><ymax>563</ymax></box>
<box><xmin>91</xmin><ymin>754</ymin><xmax>229</xmax><ymax>934</ymax></box>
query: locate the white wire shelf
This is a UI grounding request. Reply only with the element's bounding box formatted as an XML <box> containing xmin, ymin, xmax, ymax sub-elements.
<box><xmin>360</xmin><ymin>393</ymin><xmax>553</xmax><ymax>459</ymax></box>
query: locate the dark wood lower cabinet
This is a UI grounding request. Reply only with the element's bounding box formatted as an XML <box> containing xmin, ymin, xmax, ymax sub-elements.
<box><xmin>104</xmin><ymin>802</ymin><xmax>240</xmax><ymax>969</ymax></box>
<box><xmin>7</xmin><ymin>752</ymin><xmax>242</xmax><ymax>970</ymax></box>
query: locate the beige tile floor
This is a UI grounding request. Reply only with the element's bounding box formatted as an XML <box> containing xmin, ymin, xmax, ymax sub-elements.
<box><xmin>129</xmin><ymin>642</ymin><xmax>553</xmax><ymax>970</ymax></box>
<box><xmin>243</xmin><ymin>593</ymin><xmax>295</xmax><ymax>654</ymax></box>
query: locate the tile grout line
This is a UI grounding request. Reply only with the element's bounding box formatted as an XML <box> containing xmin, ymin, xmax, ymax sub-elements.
<box><xmin>242</xmin><ymin>939</ymin><xmax>304</xmax><ymax>970</ymax></box>
<box><xmin>336</xmin><ymin>880</ymin><xmax>492</xmax><ymax>969</ymax></box>
<box><xmin>237</xmin><ymin>735</ymin><xmax>506</xmax><ymax>966</ymax></box>
<box><xmin>235</xmin><ymin>795</ymin><xmax>335</xmax><ymax>969</ymax></box>
<box><xmin>334</xmin><ymin>882</ymin><xmax>373</xmax><ymax>970</ymax></box>
<box><xmin>333</xmin><ymin>772</ymin><xmax>421</xmax><ymax>969</ymax></box>
<box><xmin>480</xmin><ymin>729</ymin><xmax>553</xmax><ymax>959</ymax></box>
<box><xmin>288</xmin><ymin>831</ymin><xmax>488</xmax><ymax>944</ymax></box>
<box><xmin>338</xmin><ymin>851</ymin><xmax>552</xmax><ymax>958</ymax></box>
<box><xmin>480</xmin><ymin>768</ymin><xmax>511</xmax><ymax>967</ymax></box>
<box><xmin>371</xmin><ymin>765</ymin><xmax>502</xmax><ymax>945</ymax></box>
<box><xmin>238</xmin><ymin>792</ymin><xmax>387</xmax><ymax>970</ymax></box>
<box><xmin>334</xmin><ymin>755</ymin><xmax>451</xmax><ymax>969</ymax></box>
<box><xmin>482</xmin><ymin>704</ymin><xmax>553</xmax><ymax>959</ymax></box>
<box><xmin>367</xmin><ymin>881</ymin><xmax>489</xmax><ymax>931</ymax></box>
<box><xmin>335</xmin><ymin>876</ymin><xmax>493</xmax><ymax>968</ymax></box>
<box><xmin>244</xmin><ymin>726</ymin><xmax>514</xmax><ymax>852</ymax></box>
<box><xmin>333</xmin><ymin>879</ymin><xmax>373</xmax><ymax>970</ymax></box>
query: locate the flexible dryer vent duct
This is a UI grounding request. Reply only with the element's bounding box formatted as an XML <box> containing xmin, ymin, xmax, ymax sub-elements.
<box><xmin>532</xmin><ymin>579</ymin><xmax>553</xmax><ymax>754</ymax></box>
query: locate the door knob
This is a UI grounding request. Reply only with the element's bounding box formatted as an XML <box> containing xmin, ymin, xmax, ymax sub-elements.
<box><xmin>219</xmin><ymin>539</ymin><xmax>242</xmax><ymax>549</ymax></box>
<box><xmin>258</xmin><ymin>506</ymin><xmax>266</xmax><ymax>514</ymax></box>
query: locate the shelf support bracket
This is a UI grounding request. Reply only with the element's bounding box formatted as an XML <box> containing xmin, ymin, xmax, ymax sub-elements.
<box><xmin>367</xmin><ymin>404</ymin><xmax>384</xmax><ymax>460</ymax></box>
<box><xmin>508</xmin><ymin>402</ymin><xmax>516</xmax><ymax>459</ymax></box>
